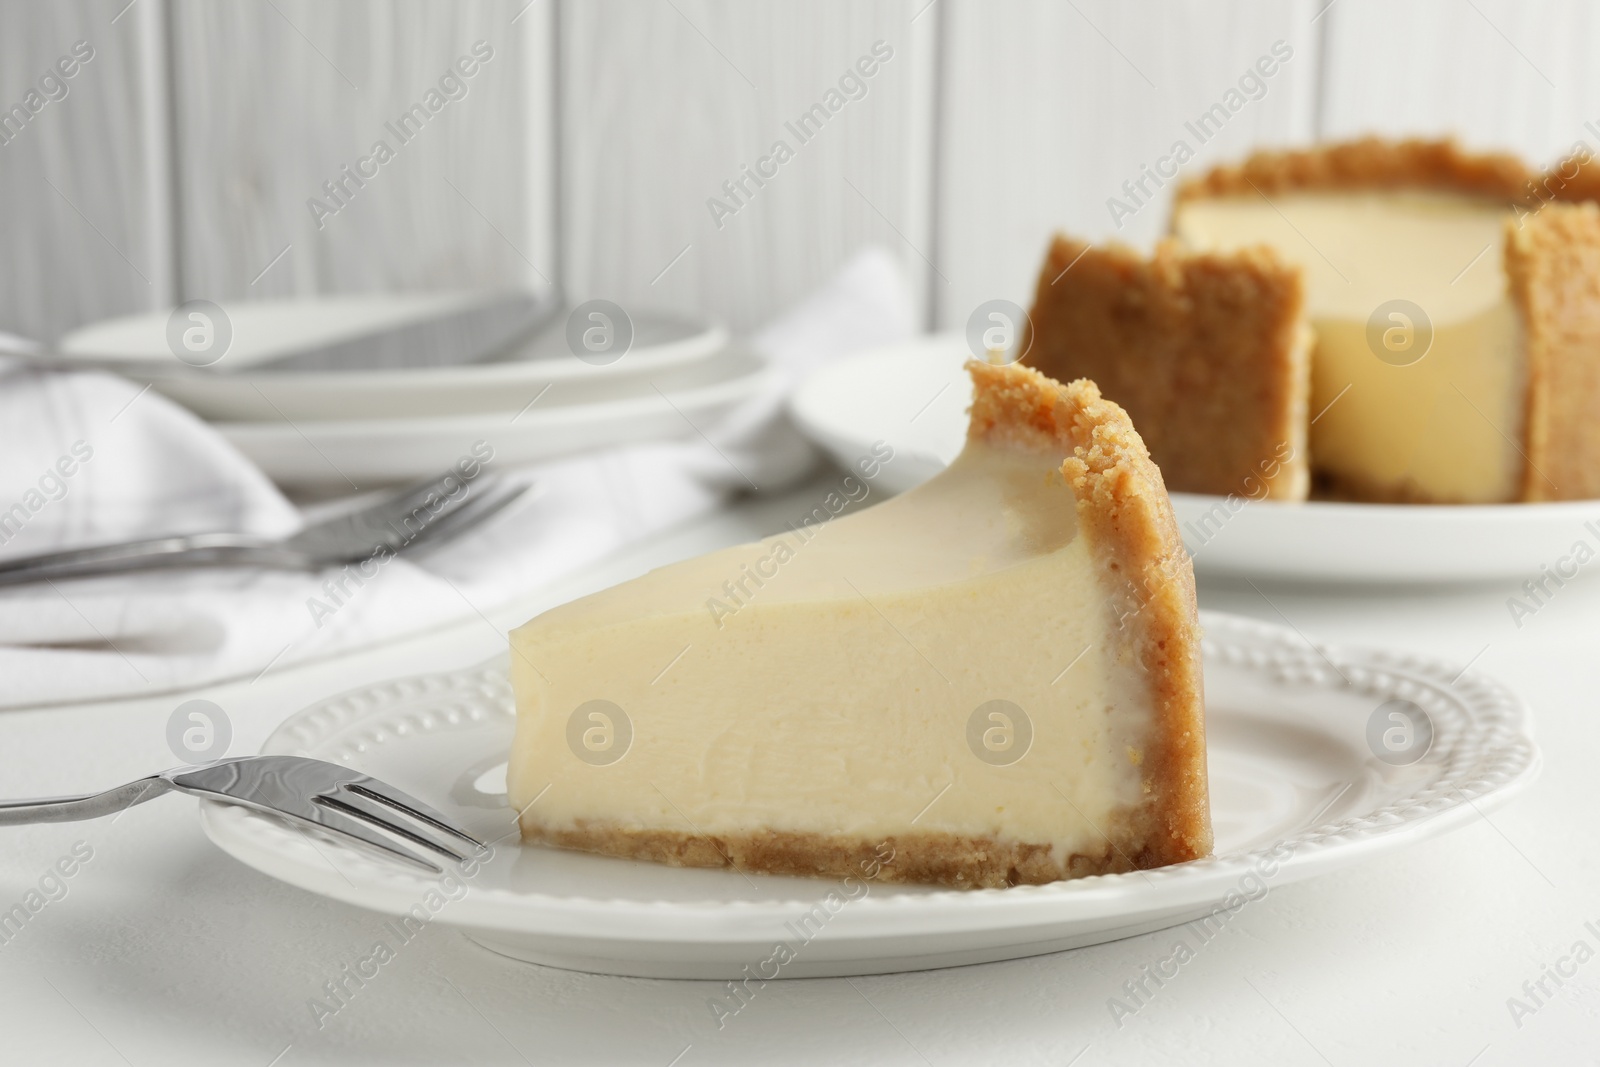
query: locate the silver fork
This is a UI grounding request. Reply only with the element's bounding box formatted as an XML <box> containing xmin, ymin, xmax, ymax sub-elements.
<box><xmin>0</xmin><ymin>754</ymin><xmax>487</xmax><ymax>872</ymax></box>
<box><xmin>0</xmin><ymin>469</ymin><xmax>528</xmax><ymax>588</ymax></box>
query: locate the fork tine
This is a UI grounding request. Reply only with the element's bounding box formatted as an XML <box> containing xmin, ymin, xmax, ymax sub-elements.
<box><xmin>317</xmin><ymin>791</ymin><xmax>468</xmax><ymax>862</ymax></box>
<box><xmin>400</xmin><ymin>482</ymin><xmax>529</xmax><ymax>552</ymax></box>
<box><xmin>167</xmin><ymin>754</ymin><xmax>474</xmax><ymax>872</ymax></box>
<box><xmin>355</xmin><ymin>470</ymin><xmax>501</xmax><ymax>533</ymax></box>
<box><xmin>282</xmin><ymin>800</ymin><xmax>442</xmax><ymax>873</ymax></box>
<box><xmin>288</xmin><ymin>472</ymin><xmax>506</xmax><ymax>560</ymax></box>
<box><xmin>343</xmin><ymin>778</ymin><xmax>489</xmax><ymax>852</ymax></box>
<box><xmin>374</xmin><ymin>471</ymin><xmax>505</xmax><ymax>541</ymax></box>
<box><xmin>390</xmin><ymin>469</ymin><xmax>503</xmax><ymax>517</ymax></box>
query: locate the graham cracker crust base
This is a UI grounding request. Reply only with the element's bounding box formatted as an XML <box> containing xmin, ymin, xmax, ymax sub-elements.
<box><xmin>525</xmin><ymin>823</ymin><xmax>1146</xmax><ymax>889</ymax></box>
<box><xmin>1309</xmin><ymin>469</ymin><xmax>1462</xmax><ymax>505</ymax></box>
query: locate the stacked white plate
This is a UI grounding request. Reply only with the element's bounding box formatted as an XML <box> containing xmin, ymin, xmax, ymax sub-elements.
<box><xmin>54</xmin><ymin>295</ymin><xmax>775</xmax><ymax>489</ymax></box>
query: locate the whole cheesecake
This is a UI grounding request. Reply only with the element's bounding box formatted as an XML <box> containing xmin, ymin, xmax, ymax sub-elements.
<box><xmin>506</xmin><ymin>360</ymin><xmax>1211</xmax><ymax>889</ymax></box>
<box><xmin>1172</xmin><ymin>138</ymin><xmax>1600</xmax><ymax>503</ymax></box>
<box><xmin>1021</xmin><ymin>138</ymin><xmax>1600</xmax><ymax>504</ymax></box>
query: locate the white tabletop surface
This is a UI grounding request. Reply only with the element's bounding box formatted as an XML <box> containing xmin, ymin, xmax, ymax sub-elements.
<box><xmin>2</xmin><ymin>469</ymin><xmax>1597</xmax><ymax>1066</ymax></box>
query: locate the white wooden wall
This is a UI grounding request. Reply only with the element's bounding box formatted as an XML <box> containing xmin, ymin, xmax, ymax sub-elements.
<box><xmin>2</xmin><ymin>0</ymin><xmax>1597</xmax><ymax>343</ymax></box>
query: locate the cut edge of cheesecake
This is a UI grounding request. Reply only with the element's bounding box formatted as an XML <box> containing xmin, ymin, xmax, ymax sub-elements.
<box><xmin>1020</xmin><ymin>234</ymin><xmax>1311</xmax><ymax>501</ymax></box>
<box><xmin>1173</xmin><ymin>136</ymin><xmax>1533</xmax><ymax>204</ymax></box>
<box><xmin>968</xmin><ymin>360</ymin><xmax>1211</xmax><ymax>874</ymax></box>
<box><xmin>517</xmin><ymin>361</ymin><xmax>1213</xmax><ymax>888</ymax></box>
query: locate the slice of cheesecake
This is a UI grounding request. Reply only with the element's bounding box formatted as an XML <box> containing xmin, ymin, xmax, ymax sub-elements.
<box><xmin>1021</xmin><ymin>237</ymin><xmax>1312</xmax><ymax>501</ymax></box>
<box><xmin>507</xmin><ymin>361</ymin><xmax>1211</xmax><ymax>889</ymax></box>
<box><xmin>1172</xmin><ymin>137</ymin><xmax>1600</xmax><ymax>503</ymax></box>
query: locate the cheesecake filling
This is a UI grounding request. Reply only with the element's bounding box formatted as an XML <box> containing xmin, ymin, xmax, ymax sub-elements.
<box><xmin>508</xmin><ymin>441</ymin><xmax>1155</xmax><ymax>869</ymax></box>
<box><xmin>1175</xmin><ymin>191</ymin><xmax>1526</xmax><ymax>501</ymax></box>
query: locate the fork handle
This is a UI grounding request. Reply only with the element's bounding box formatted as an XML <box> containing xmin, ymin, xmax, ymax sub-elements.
<box><xmin>0</xmin><ymin>533</ymin><xmax>303</xmax><ymax>588</ymax></box>
<box><xmin>0</xmin><ymin>776</ymin><xmax>174</xmax><ymax>824</ymax></box>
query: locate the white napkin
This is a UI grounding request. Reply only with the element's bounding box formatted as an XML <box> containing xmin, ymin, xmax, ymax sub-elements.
<box><xmin>0</xmin><ymin>247</ymin><xmax>916</xmax><ymax>708</ymax></box>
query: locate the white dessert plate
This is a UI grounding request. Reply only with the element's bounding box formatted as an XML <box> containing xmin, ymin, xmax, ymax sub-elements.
<box><xmin>57</xmin><ymin>297</ymin><xmax>727</xmax><ymax>422</ymax></box>
<box><xmin>219</xmin><ymin>348</ymin><xmax>777</xmax><ymax>489</ymax></box>
<box><xmin>790</xmin><ymin>333</ymin><xmax>1600</xmax><ymax>583</ymax></box>
<box><xmin>199</xmin><ymin>611</ymin><xmax>1538</xmax><ymax>979</ymax></box>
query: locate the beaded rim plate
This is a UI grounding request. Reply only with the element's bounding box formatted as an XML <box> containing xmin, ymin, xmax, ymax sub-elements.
<box><xmin>199</xmin><ymin>611</ymin><xmax>1539</xmax><ymax>978</ymax></box>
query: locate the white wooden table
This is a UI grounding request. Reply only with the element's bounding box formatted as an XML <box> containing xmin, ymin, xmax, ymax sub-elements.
<box><xmin>1</xmin><ymin>472</ymin><xmax>1595</xmax><ymax>1066</ymax></box>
